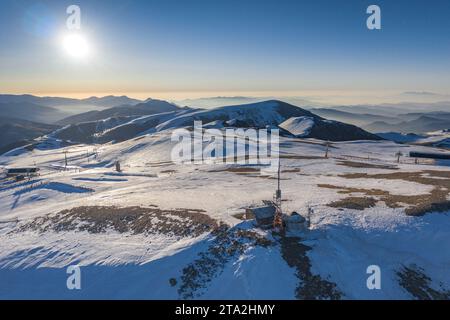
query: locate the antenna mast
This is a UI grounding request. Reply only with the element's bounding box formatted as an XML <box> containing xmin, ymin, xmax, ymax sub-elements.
<box><xmin>273</xmin><ymin>160</ymin><xmax>283</xmax><ymax>229</ymax></box>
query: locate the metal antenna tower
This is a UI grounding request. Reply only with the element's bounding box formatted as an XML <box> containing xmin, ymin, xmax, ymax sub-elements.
<box><xmin>273</xmin><ymin>160</ymin><xmax>283</xmax><ymax>229</ymax></box>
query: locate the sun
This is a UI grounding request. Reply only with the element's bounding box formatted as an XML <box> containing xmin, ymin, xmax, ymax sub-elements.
<box><xmin>63</xmin><ymin>33</ymin><xmax>90</xmax><ymax>59</ymax></box>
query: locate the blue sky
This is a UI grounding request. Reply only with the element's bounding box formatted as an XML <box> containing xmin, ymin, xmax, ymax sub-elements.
<box><xmin>0</xmin><ymin>0</ymin><xmax>449</xmax><ymax>103</ymax></box>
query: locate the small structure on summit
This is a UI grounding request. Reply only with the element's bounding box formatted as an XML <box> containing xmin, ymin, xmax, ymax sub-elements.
<box><xmin>247</xmin><ymin>161</ymin><xmax>309</xmax><ymax>233</ymax></box>
<box><xmin>245</xmin><ymin>161</ymin><xmax>282</xmax><ymax>229</ymax></box>
<box><xmin>285</xmin><ymin>212</ymin><xmax>308</xmax><ymax>233</ymax></box>
<box><xmin>246</xmin><ymin>205</ymin><xmax>276</xmax><ymax>229</ymax></box>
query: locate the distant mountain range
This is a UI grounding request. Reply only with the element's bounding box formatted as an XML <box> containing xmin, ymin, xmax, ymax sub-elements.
<box><xmin>0</xmin><ymin>94</ymin><xmax>142</xmax><ymax>108</ymax></box>
<box><xmin>377</xmin><ymin>130</ymin><xmax>450</xmax><ymax>149</ymax></box>
<box><xmin>175</xmin><ymin>96</ymin><xmax>319</xmax><ymax>109</ymax></box>
<box><xmin>365</xmin><ymin>115</ymin><xmax>450</xmax><ymax>133</ymax></box>
<box><xmin>78</xmin><ymin>95</ymin><xmax>143</xmax><ymax>108</ymax></box>
<box><xmin>0</xmin><ymin>94</ymin><xmax>144</xmax><ymax>116</ymax></box>
<box><xmin>312</xmin><ymin>107</ymin><xmax>450</xmax><ymax>134</ymax></box>
<box><xmin>175</xmin><ymin>96</ymin><xmax>265</xmax><ymax>109</ymax></box>
<box><xmin>326</xmin><ymin>102</ymin><xmax>450</xmax><ymax>115</ymax></box>
<box><xmin>310</xmin><ymin>108</ymin><xmax>396</xmax><ymax>127</ymax></box>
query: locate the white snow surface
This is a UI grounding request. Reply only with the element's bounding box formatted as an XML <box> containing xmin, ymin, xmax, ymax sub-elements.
<box><xmin>0</xmin><ymin>130</ymin><xmax>449</xmax><ymax>299</ymax></box>
<box><xmin>279</xmin><ymin>117</ymin><xmax>315</xmax><ymax>137</ymax></box>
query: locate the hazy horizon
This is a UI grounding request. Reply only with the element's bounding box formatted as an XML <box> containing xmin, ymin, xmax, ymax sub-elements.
<box><xmin>2</xmin><ymin>90</ymin><xmax>450</xmax><ymax>108</ymax></box>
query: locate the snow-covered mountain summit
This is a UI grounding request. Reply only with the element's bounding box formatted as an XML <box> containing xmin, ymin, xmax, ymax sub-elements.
<box><xmin>51</xmin><ymin>100</ymin><xmax>381</xmax><ymax>144</ymax></box>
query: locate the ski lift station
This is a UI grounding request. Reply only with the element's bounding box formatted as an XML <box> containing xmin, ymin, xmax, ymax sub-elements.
<box><xmin>5</xmin><ymin>167</ymin><xmax>40</xmax><ymax>180</ymax></box>
<box><xmin>409</xmin><ymin>151</ymin><xmax>450</xmax><ymax>160</ymax></box>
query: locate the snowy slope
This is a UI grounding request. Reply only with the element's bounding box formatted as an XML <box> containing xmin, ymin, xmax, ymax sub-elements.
<box><xmin>279</xmin><ymin>116</ymin><xmax>382</xmax><ymax>141</ymax></box>
<box><xmin>0</xmin><ymin>125</ymin><xmax>449</xmax><ymax>299</ymax></box>
<box><xmin>279</xmin><ymin>117</ymin><xmax>315</xmax><ymax>137</ymax></box>
<box><xmin>52</xmin><ymin>100</ymin><xmax>380</xmax><ymax>144</ymax></box>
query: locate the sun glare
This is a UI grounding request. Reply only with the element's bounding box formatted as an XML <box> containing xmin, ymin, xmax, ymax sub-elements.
<box><xmin>63</xmin><ymin>33</ymin><xmax>89</xmax><ymax>59</ymax></box>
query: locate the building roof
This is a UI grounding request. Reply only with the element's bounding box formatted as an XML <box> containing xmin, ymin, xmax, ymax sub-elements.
<box><xmin>410</xmin><ymin>151</ymin><xmax>450</xmax><ymax>160</ymax></box>
<box><xmin>251</xmin><ymin>205</ymin><xmax>276</xmax><ymax>220</ymax></box>
<box><xmin>6</xmin><ymin>167</ymin><xmax>39</xmax><ymax>173</ymax></box>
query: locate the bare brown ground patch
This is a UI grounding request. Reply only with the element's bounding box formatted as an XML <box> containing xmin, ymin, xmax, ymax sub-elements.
<box><xmin>397</xmin><ymin>265</ymin><xmax>450</xmax><ymax>300</ymax></box>
<box><xmin>209</xmin><ymin>166</ymin><xmax>295</xmax><ymax>180</ymax></box>
<box><xmin>340</xmin><ymin>154</ymin><xmax>382</xmax><ymax>161</ymax></box>
<box><xmin>336</xmin><ymin>160</ymin><xmax>398</xmax><ymax>170</ymax></box>
<box><xmin>318</xmin><ymin>184</ymin><xmax>388</xmax><ymax>196</ymax></box>
<box><xmin>209</xmin><ymin>167</ymin><xmax>260</xmax><ymax>174</ymax></box>
<box><xmin>280</xmin><ymin>236</ymin><xmax>342</xmax><ymax>300</ymax></box>
<box><xmin>280</xmin><ymin>154</ymin><xmax>324</xmax><ymax>160</ymax></box>
<box><xmin>329</xmin><ymin>170</ymin><xmax>450</xmax><ymax>216</ymax></box>
<box><xmin>327</xmin><ymin>197</ymin><xmax>377</xmax><ymax>210</ymax></box>
<box><xmin>262</xmin><ymin>176</ymin><xmax>291</xmax><ymax>180</ymax></box>
<box><xmin>160</xmin><ymin>169</ymin><xmax>177</xmax><ymax>174</ymax></box>
<box><xmin>17</xmin><ymin>206</ymin><xmax>218</xmax><ymax>238</ymax></box>
<box><xmin>145</xmin><ymin>161</ymin><xmax>174</xmax><ymax>167</ymax></box>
